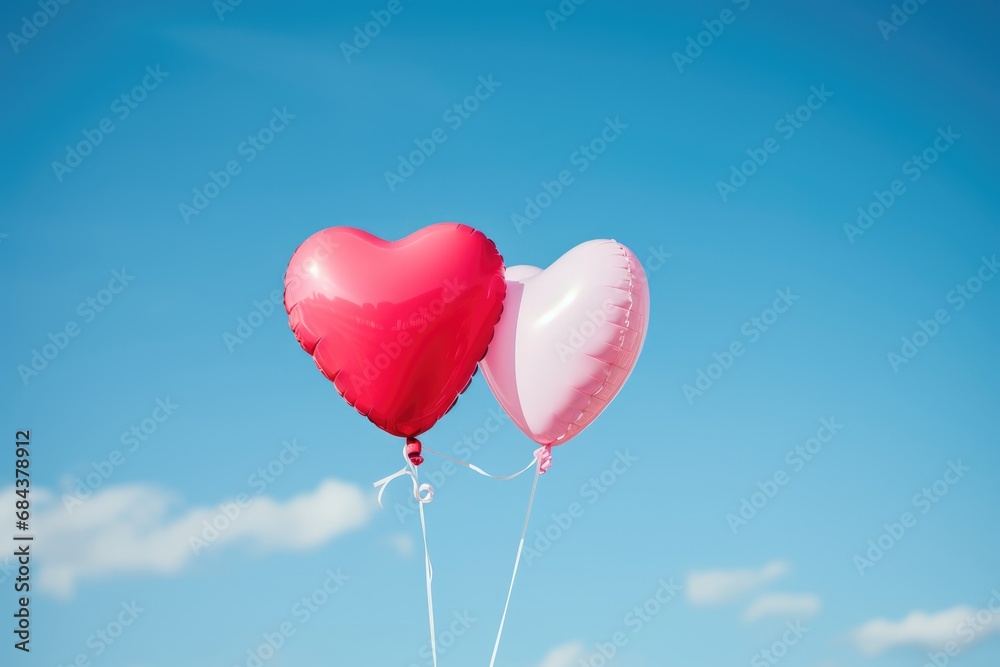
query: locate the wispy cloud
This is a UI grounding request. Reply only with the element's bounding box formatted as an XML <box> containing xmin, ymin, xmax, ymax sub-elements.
<box><xmin>852</xmin><ymin>606</ymin><xmax>1000</xmax><ymax>655</ymax></box>
<box><xmin>2</xmin><ymin>480</ymin><xmax>374</xmax><ymax>598</ymax></box>
<box><xmin>743</xmin><ymin>593</ymin><xmax>821</xmax><ymax>621</ymax></box>
<box><xmin>686</xmin><ymin>559</ymin><xmax>789</xmax><ymax>606</ymax></box>
<box><xmin>537</xmin><ymin>642</ymin><xmax>586</xmax><ymax>667</ymax></box>
<box><xmin>383</xmin><ymin>532</ymin><xmax>415</xmax><ymax>558</ymax></box>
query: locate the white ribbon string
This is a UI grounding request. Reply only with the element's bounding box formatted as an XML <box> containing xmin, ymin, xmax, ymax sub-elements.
<box><xmin>373</xmin><ymin>464</ymin><xmax>434</xmax><ymax>508</ymax></box>
<box><xmin>421</xmin><ymin>446</ymin><xmax>538</xmax><ymax>480</ymax></box>
<box><xmin>414</xmin><ymin>462</ymin><xmax>438</xmax><ymax>667</ymax></box>
<box><xmin>372</xmin><ymin>450</ymin><xmax>437</xmax><ymax>667</ymax></box>
<box><xmin>488</xmin><ymin>461</ymin><xmax>542</xmax><ymax>667</ymax></box>
<box><xmin>373</xmin><ymin>443</ymin><xmax>550</xmax><ymax>667</ymax></box>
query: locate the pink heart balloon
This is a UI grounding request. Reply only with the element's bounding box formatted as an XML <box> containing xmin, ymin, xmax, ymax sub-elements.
<box><xmin>480</xmin><ymin>240</ymin><xmax>650</xmax><ymax>446</ymax></box>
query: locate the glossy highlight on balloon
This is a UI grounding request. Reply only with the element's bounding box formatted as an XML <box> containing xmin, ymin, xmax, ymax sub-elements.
<box><xmin>284</xmin><ymin>223</ymin><xmax>506</xmax><ymax>438</ymax></box>
<box><xmin>480</xmin><ymin>239</ymin><xmax>650</xmax><ymax>446</ymax></box>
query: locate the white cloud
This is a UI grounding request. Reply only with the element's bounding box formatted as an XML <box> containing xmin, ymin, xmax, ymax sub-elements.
<box><xmin>537</xmin><ymin>642</ymin><xmax>586</xmax><ymax>667</ymax></box>
<box><xmin>686</xmin><ymin>559</ymin><xmax>789</xmax><ymax>606</ymax></box>
<box><xmin>1</xmin><ymin>480</ymin><xmax>374</xmax><ymax>598</ymax></box>
<box><xmin>852</xmin><ymin>606</ymin><xmax>1000</xmax><ymax>655</ymax></box>
<box><xmin>743</xmin><ymin>593</ymin><xmax>821</xmax><ymax>621</ymax></box>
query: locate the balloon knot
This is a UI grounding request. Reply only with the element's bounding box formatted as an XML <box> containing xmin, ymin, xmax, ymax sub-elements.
<box><xmin>534</xmin><ymin>445</ymin><xmax>553</xmax><ymax>475</ymax></box>
<box><xmin>405</xmin><ymin>437</ymin><xmax>424</xmax><ymax>467</ymax></box>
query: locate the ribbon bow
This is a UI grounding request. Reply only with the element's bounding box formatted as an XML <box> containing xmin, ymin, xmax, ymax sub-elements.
<box><xmin>373</xmin><ymin>462</ymin><xmax>434</xmax><ymax>509</ymax></box>
<box><xmin>374</xmin><ymin>437</ymin><xmax>435</xmax><ymax>508</ymax></box>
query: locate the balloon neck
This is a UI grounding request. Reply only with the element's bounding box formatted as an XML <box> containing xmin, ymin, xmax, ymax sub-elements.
<box><xmin>405</xmin><ymin>437</ymin><xmax>424</xmax><ymax>467</ymax></box>
<box><xmin>534</xmin><ymin>444</ymin><xmax>553</xmax><ymax>474</ymax></box>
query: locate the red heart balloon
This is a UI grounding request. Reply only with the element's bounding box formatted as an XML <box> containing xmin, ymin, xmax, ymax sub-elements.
<box><xmin>284</xmin><ymin>223</ymin><xmax>506</xmax><ymax>438</ymax></box>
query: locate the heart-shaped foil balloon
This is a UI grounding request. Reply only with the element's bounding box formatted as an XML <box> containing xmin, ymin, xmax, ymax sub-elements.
<box><xmin>480</xmin><ymin>239</ymin><xmax>650</xmax><ymax>446</ymax></box>
<box><xmin>284</xmin><ymin>223</ymin><xmax>506</xmax><ymax>438</ymax></box>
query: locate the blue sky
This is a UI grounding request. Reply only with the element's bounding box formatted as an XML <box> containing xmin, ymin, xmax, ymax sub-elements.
<box><xmin>2</xmin><ymin>1</ymin><xmax>999</xmax><ymax>666</ymax></box>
